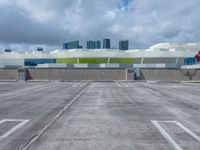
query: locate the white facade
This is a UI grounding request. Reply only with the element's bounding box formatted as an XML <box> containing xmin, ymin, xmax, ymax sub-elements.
<box><xmin>0</xmin><ymin>43</ymin><xmax>199</xmax><ymax>67</ymax></box>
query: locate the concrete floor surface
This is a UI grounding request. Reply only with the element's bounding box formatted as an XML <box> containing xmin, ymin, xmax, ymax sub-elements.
<box><xmin>0</xmin><ymin>81</ymin><xmax>200</xmax><ymax>150</ymax></box>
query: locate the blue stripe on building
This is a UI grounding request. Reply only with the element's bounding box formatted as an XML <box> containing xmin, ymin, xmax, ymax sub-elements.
<box><xmin>25</xmin><ymin>59</ymin><xmax>56</xmax><ymax>66</ymax></box>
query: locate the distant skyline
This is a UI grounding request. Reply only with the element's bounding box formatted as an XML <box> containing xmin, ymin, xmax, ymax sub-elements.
<box><xmin>0</xmin><ymin>0</ymin><xmax>200</xmax><ymax>51</ymax></box>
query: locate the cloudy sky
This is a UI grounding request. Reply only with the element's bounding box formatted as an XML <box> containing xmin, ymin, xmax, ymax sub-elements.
<box><xmin>0</xmin><ymin>0</ymin><xmax>200</xmax><ymax>51</ymax></box>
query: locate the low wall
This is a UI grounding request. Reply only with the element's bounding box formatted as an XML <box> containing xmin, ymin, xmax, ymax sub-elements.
<box><xmin>1</xmin><ymin>68</ymin><xmax>199</xmax><ymax>81</ymax></box>
<box><xmin>0</xmin><ymin>69</ymin><xmax>18</xmax><ymax>80</ymax></box>
<box><xmin>26</xmin><ymin>68</ymin><xmax>127</xmax><ymax>81</ymax></box>
<box><xmin>140</xmin><ymin>69</ymin><xmax>200</xmax><ymax>81</ymax></box>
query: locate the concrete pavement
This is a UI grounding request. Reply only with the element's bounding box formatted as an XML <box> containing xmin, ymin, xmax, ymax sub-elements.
<box><xmin>0</xmin><ymin>81</ymin><xmax>200</xmax><ymax>150</ymax></box>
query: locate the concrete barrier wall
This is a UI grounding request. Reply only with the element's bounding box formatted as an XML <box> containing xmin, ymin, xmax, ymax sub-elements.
<box><xmin>0</xmin><ymin>69</ymin><xmax>18</xmax><ymax>80</ymax></box>
<box><xmin>140</xmin><ymin>69</ymin><xmax>200</xmax><ymax>81</ymax></box>
<box><xmin>1</xmin><ymin>68</ymin><xmax>199</xmax><ymax>81</ymax></box>
<box><xmin>26</xmin><ymin>68</ymin><xmax>127</xmax><ymax>80</ymax></box>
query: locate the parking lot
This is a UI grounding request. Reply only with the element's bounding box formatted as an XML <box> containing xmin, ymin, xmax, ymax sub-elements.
<box><xmin>0</xmin><ymin>81</ymin><xmax>200</xmax><ymax>150</ymax></box>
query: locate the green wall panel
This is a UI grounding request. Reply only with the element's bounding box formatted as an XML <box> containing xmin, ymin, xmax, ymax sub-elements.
<box><xmin>56</xmin><ymin>58</ymin><xmax>78</xmax><ymax>64</ymax></box>
<box><xmin>56</xmin><ymin>58</ymin><xmax>135</xmax><ymax>64</ymax></box>
<box><xmin>109</xmin><ymin>58</ymin><xmax>134</xmax><ymax>64</ymax></box>
<box><xmin>79</xmin><ymin>58</ymin><xmax>108</xmax><ymax>64</ymax></box>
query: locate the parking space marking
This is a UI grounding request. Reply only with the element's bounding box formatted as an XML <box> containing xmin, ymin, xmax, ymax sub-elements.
<box><xmin>115</xmin><ymin>82</ymin><xmax>129</xmax><ymax>87</ymax></box>
<box><xmin>115</xmin><ymin>82</ymin><xmax>122</xmax><ymax>87</ymax></box>
<box><xmin>21</xmin><ymin>85</ymin><xmax>88</xmax><ymax>150</ymax></box>
<box><xmin>152</xmin><ymin>120</ymin><xmax>200</xmax><ymax>150</ymax></box>
<box><xmin>151</xmin><ymin>120</ymin><xmax>183</xmax><ymax>150</ymax></box>
<box><xmin>72</xmin><ymin>82</ymin><xmax>85</xmax><ymax>87</ymax></box>
<box><xmin>0</xmin><ymin>84</ymin><xmax>48</xmax><ymax>98</ymax></box>
<box><xmin>72</xmin><ymin>82</ymin><xmax>81</xmax><ymax>87</ymax></box>
<box><xmin>174</xmin><ymin>121</ymin><xmax>200</xmax><ymax>142</ymax></box>
<box><xmin>0</xmin><ymin>119</ymin><xmax>29</xmax><ymax>139</ymax></box>
<box><xmin>79</xmin><ymin>82</ymin><xmax>86</xmax><ymax>87</ymax></box>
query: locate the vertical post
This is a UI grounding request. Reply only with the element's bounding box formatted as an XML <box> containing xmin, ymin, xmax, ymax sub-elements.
<box><xmin>175</xmin><ymin>57</ymin><xmax>180</xmax><ymax>69</ymax></box>
<box><xmin>126</xmin><ymin>69</ymin><xmax>128</xmax><ymax>81</ymax></box>
<box><xmin>175</xmin><ymin>57</ymin><xmax>179</xmax><ymax>64</ymax></box>
<box><xmin>135</xmin><ymin>67</ymin><xmax>141</xmax><ymax>80</ymax></box>
<box><xmin>77</xmin><ymin>58</ymin><xmax>80</xmax><ymax>64</ymax></box>
<box><xmin>141</xmin><ymin>58</ymin><xmax>144</xmax><ymax>64</ymax></box>
<box><xmin>107</xmin><ymin>57</ymin><xmax>110</xmax><ymax>64</ymax></box>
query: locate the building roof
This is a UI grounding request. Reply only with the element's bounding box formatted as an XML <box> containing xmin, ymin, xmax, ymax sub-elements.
<box><xmin>0</xmin><ymin>43</ymin><xmax>199</xmax><ymax>59</ymax></box>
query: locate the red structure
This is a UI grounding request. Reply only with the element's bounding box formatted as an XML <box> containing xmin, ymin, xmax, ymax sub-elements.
<box><xmin>195</xmin><ymin>51</ymin><xmax>200</xmax><ymax>62</ymax></box>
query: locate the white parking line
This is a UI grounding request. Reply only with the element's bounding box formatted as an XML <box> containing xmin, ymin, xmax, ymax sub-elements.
<box><xmin>115</xmin><ymin>82</ymin><xmax>122</xmax><ymax>87</ymax></box>
<box><xmin>115</xmin><ymin>82</ymin><xmax>129</xmax><ymax>87</ymax></box>
<box><xmin>152</xmin><ymin>120</ymin><xmax>200</xmax><ymax>150</ymax></box>
<box><xmin>0</xmin><ymin>119</ymin><xmax>29</xmax><ymax>139</ymax></box>
<box><xmin>21</xmin><ymin>85</ymin><xmax>88</xmax><ymax>150</ymax></box>
<box><xmin>174</xmin><ymin>121</ymin><xmax>200</xmax><ymax>142</ymax></box>
<box><xmin>0</xmin><ymin>84</ymin><xmax>48</xmax><ymax>97</ymax></box>
<box><xmin>153</xmin><ymin>120</ymin><xmax>200</xmax><ymax>142</ymax></box>
<box><xmin>78</xmin><ymin>82</ymin><xmax>86</xmax><ymax>87</ymax></box>
<box><xmin>72</xmin><ymin>82</ymin><xmax>85</xmax><ymax>87</ymax></box>
<box><xmin>151</xmin><ymin>120</ymin><xmax>183</xmax><ymax>150</ymax></box>
<box><xmin>72</xmin><ymin>82</ymin><xmax>81</xmax><ymax>87</ymax></box>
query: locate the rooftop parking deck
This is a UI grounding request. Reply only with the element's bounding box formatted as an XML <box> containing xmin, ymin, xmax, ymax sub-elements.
<box><xmin>0</xmin><ymin>81</ymin><xmax>200</xmax><ymax>150</ymax></box>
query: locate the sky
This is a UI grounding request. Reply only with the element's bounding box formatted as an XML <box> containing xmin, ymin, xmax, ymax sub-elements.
<box><xmin>0</xmin><ymin>0</ymin><xmax>200</xmax><ymax>51</ymax></box>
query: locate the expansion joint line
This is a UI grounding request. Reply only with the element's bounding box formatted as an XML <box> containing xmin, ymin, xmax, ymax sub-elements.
<box><xmin>20</xmin><ymin>83</ymin><xmax>89</xmax><ymax>150</ymax></box>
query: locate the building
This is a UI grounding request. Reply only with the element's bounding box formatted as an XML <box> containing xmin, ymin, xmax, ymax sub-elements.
<box><xmin>103</xmin><ymin>39</ymin><xmax>111</xmax><ymax>49</ymax></box>
<box><xmin>95</xmin><ymin>41</ymin><xmax>101</xmax><ymax>49</ymax></box>
<box><xmin>87</xmin><ymin>41</ymin><xmax>96</xmax><ymax>49</ymax></box>
<box><xmin>87</xmin><ymin>41</ymin><xmax>101</xmax><ymax>49</ymax></box>
<box><xmin>5</xmin><ymin>49</ymin><xmax>12</xmax><ymax>53</ymax></box>
<box><xmin>63</xmin><ymin>41</ymin><xmax>82</xmax><ymax>49</ymax></box>
<box><xmin>0</xmin><ymin>43</ymin><xmax>200</xmax><ymax>67</ymax></box>
<box><xmin>119</xmin><ymin>40</ymin><xmax>129</xmax><ymax>50</ymax></box>
<box><xmin>37</xmin><ymin>47</ymin><xmax>43</xmax><ymax>52</ymax></box>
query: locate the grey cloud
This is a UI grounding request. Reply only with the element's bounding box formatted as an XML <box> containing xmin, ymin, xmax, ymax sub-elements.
<box><xmin>0</xmin><ymin>0</ymin><xmax>200</xmax><ymax>50</ymax></box>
